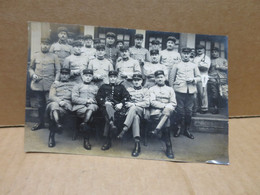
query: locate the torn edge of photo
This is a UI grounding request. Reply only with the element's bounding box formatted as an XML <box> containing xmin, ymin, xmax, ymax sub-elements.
<box><xmin>24</xmin><ymin>21</ymin><xmax>229</xmax><ymax>164</ymax></box>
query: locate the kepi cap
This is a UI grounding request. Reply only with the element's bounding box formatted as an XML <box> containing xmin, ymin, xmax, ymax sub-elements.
<box><xmin>41</xmin><ymin>38</ymin><xmax>51</xmax><ymax>44</ymax></box>
<box><xmin>196</xmin><ymin>44</ymin><xmax>205</xmax><ymax>49</ymax></box>
<box><xmin>151</xmin><ymin>40</ymin><xmax>160</xmax><ymax>45</ymax></box>
<box><xmin>181</xmin><ymin>47</ymin><xmax>192</xmax><ymax>53</ymax></box>
<box><xmin>106</xmin><ymin>32</ymin><xmax>116</xmax><ymax>39</ymax></box>
<box><xmin>72</xmin><ymin>40</ymin><xmax>83</xmax><ymax>47</ymax></box>
<box><xmin>83</xmin><ymin>69</ymin><xmax>93</xmax><ymax>75</ymax></box>
<box><xmin>132</xmin><ymin>72</ymin><xmax>143</xmax><ymax>80</ymax></box>
<box><xmin>57</xmin><ymin>27</ymin><xmax>68</xmax><ymax>34</ymax></box>
<box><xmin>154</xmin><ymin>70</ymin><xmax>165</xmax><ymax>77</ymax></box>
<box><xmin>150</xmin><ymin>49</ymin><xmax>159</xmax><ymax>55</ymax></box>
<box><xmin>167</xmin><ymin>36</ymin><xmax>177</xmax><ymax>43</ymax></box>
<box><xmin>60</xmin><ymin>68</ymin><xmax>70</xmax><ymax>74</ymax></box>
<box><xmin>84</xmin><ymin>35</ymin><xmax>93</xmax><ymax>40</ymax></box>
<box><xmin>95</xmin><ymin>44</ymin><xmax>105</xmax><ymax>50</ymax></box>
<box><xmin>108</xmin><ymin>70</ymin><xmax>118</xmax><ymax>76</ymax></box>
<box><xmin>135</xmin><ymin>34</ymin><xmax>143</xmax><ymax>39</ymax></box>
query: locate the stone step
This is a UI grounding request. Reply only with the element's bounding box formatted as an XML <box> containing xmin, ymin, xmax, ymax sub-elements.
<box><xmin>25</xmin><ymin>107</ymin><xmax>228</xmax><ymax>134</ymax></box>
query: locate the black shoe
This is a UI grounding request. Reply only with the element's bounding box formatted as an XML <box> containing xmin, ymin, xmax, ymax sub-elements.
<box><xmin>211</xmin><ymin>108</ymin><xmax>219</xmax><ymax>114</ymax></box>
<box><xmin>200</xmin><ymin>110</ymin><xmax>207</xmax><ymax>114</ymax></box>
<box><xmin>132</xmin><ymin>142</ymin><xmax>141</xmax><ymax>157</ymax></box>
<box><xmin>101</xmin><ymin>142</ymin><xmax>111</xmax><ymax>150</ymax></box>
<box><xmin>184</xmin><ymin>130</ymin><xmax>194</xmax><ymax>139</ymax></box>
<box><xmin>48</xmin><ymin>134</ymin><xmax>55</xmax><ymax>147</ymax></box>
<box><xmin>83</xmin><ymin>138</ymin><xmax>91</xmax><ymax>150</ymax></box>
<box><xmin>31</xmin><ymin>123</ymin><xmax>45</xmax><ymax>131</ymax></box>
<box><xmin>117</xmin><ymin>129</ymin><xmax>127</xmax><ymax>139</ymax></box>
<box><xmin>166</xmin><ymin>146</ymin><xmax>174</xmax><ymax>159</ymax></box>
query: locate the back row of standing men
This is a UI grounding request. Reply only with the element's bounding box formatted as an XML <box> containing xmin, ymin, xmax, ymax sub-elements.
<box><xmin>28</xmin><ymin>26</ymin><xmax>228</xmax><ymax>158</ymax></box>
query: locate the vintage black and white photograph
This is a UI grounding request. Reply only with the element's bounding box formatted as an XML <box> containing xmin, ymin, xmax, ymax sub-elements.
<box><xmin>25</xmin><ymin>21</ymin><xmax>229</xmax><ymax>164</ymax></box>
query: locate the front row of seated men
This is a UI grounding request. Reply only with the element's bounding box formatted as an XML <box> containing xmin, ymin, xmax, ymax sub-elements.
<box><xmin>46</xmin><ymin>68</ymin><xmax>177</xmax><ymax>158</ymax></box>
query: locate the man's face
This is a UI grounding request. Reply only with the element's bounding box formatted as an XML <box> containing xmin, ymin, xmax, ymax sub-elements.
<box><xmin>73</xmin><ymin>46</ymin><xmax>82</xmax><ymax>55</ymax></box>
<box><xmin>109</xmin><ymin>75</ymin><xmax>117</xmax><ymax>84</ymax></box>
<box><xmin>58</xmin><ymin>32</ymin><xmax>68</xmax><ymax>41</ymax></box>
<box><xmin>96</xmin><ymin>49</ymin><xmax>106</xmax><ymax>58</ymax></box>
<box><xmin>133</xmin><ymin>79</ymin><xmax>142</xmax><ymax>87</ymax></box>
<box><xmin>151</xmin><ymin>54</ymin><xmax>160</xmax><ymax>63</ymax></box>
<box><xmin>121</xmin><ymin>50</ymin><xmax>130</xmax><ymax>59</ymax></box>
<box><xmin>60</xmin><ymin>73</ymin><xmax>70</xmax><ymax>82</ymax></box>
<box><xmin>67</xmin><ymin>38</ymin><xmax>74</xmax><ymax>45</ymax></box>
<box><xmin>85</xmin><ymin>39</ymin><xmax>92</xmax><ymax>47</ymax></box>
<box><xmin>166</xmin><ymin>40</ymin><xmax>175</xmax><ymax>50</ymax></box>
<box><xmin>41</xmin><ymin>43</ymin><xmax>50</xmax><ymax>53</ymax></box>
<box><xmin>82</xmin><ymin>74</ymin><xmax>93</xmax><ymax>83</ymax></box>
<box><xmin>155</xmin><ymin>74</ymin><xmax>166</xmax><ymax>85</ymax></box>
<box><xmin>116</xmin><ymin>42</ymin><xmax>124</xmax><ymax>49</ymax></box>
<box><xmin>196</xmin><ymin>48</ymin><xmax>205</xmax><ymax>55</ymax></box>
<box><xmin>181</xmin><ymin>52</ymin><xmax>191</xmax><ymax>62</ymax></box>
<box><xmin>212</xmin><ymin>50</ymin><xmax>219</xmax><ymax>58</ymax></box>
<box><xmin>106</xmin><ymin>37</ymin><xmax>115</xmax><ymax>45</ymax></box>
<box><xmin>135</xmin><ymin>38</ymin><xmax>143</xmax><ymax>47</ymax></box>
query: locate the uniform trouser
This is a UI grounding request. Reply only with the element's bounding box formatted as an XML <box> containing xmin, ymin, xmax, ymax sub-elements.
<box><xmin>207</xmin><ymin>79</ymin><xmax>219</xmax><ymax>107</ymax></box>
<box><xmin>102</xmin><ymin>104</ymin><xmax>116</xmax><ymax>137</ymax></box>
<box><xmin>124</xmin><ymin>106</ymin><xmax>143</xmax><ymax>138</ymax></box>
<box><xmin>34</xmin><ymin>91</ymin><xmax>49</xmax><ymax>123</ymax></box>
<box><xmin>196</xmin><ymin>81</ymin><xmax>208</xmax><ymax>111</ymax></box>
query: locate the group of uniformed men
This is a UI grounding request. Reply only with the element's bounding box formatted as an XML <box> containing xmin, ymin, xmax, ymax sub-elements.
<box><xmin>28</xmin><ymin>26</ymin><xmax>228</xmax><ymax>159</ymax></box>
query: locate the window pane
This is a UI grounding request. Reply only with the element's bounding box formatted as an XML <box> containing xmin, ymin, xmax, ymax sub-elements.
<box><xmin>99</xmin><ymin>33</ymin><xmax>105</xmax><ymax>38</ymax></box>
<box><xmin>206</xmin><ymin>41</ymin><xmax>211</xmax><ymax>50</ymax></box>
<box><xmin>215</xmin><ymin>42</ymin><xmax>220</xmax><ymax>48</ymax></box>
<box><xmin>124</xmin><ymin>41</ymin><xmax>129</xmax><ymax>46</ymax></box>
<box><xmin>221</xmin><ymin>43</ymin><xmax>225</xmax><ymax>50</ymax></box>
<box><xmin>117</xmin><ymin>34</ymin><xmax>123</xmax><ymax>40</ymax></box>
<box><xmin>221</xmin><ymin>51</ymin><xmax>225</xmax><ymax>58</ymax></box>
<box><xmin>124</xmin><ymin>35</ymin><xmax>130</xmax><ymax>40</ymax></box>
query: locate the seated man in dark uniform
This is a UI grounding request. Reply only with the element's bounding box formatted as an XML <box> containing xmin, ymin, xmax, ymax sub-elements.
<box><xmin>46</xmin><ymin>68</ymin><xmax>74</xmax><ymax>147</ymax></box>
<box><xmin>96</xmin><ymin>70</ymin><xmax>130</xmax><ymax>151</ymax></box>
<box><xmin>72</xmin><ymin>69</ymin><xmax>99</xmax><ymax>150</ymax></box>
<box><xmin>117</xmin><ymin>72</ymin><xmax>150</xmax><ymax>157</ymax></box>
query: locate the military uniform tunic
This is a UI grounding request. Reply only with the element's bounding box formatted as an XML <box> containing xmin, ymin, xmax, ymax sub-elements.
<box><xmin>160</xmin><ymin>49</ymin><xmax>181</xmax><ymax>72</ymax></box>
<box><xmin>47</xmin><ymin>81</ymin><xmax>74</xmax><ymax>116</ymax></box>
<box><xmin>49</xmin><ymin>42</ymin><xmax>73</xmax><ymax>66</ymax></box>
<box><xmin>129</xmin><ymin>46</ymin><xmax>150</xmax><ymax>62</ymax></box>
<box><xmin>105</xmin><ymin>46</ymin><xmax>119</xmax><ymax>67</ymax></box>
<box><xmin>29</xmin><ymin>52</ymin><xmax>60</xmax><ymax>91</ymax></box>
<box><xmin>143</xmin><ymin>62</ymin><xmax>168</xmax><ymax>88</ymax></box>
<box><xmin>88</xmin><ymin>58</ymin><xmax>114</xmax><ymax>86</ymax></box>
<box><xmin>81</xmin><ymin>47</ymin><xmax>96</xmax><ymax>60</ymax></box>
<box><xmin>72</xmin><ymin>82</ymin><xmax>99</xmax><ymax>118</ymax></box>
<box><xmin>63</xmin><ymin>54</ymin><xmax>89</xmax><ymax>83</ymax></box>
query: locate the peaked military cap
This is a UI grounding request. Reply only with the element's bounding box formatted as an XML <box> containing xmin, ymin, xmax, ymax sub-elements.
<box><xmin>154</xmin><ymin>70</ymin><xmax>165</xmax><ymax>77</ymax></box>
<box><xmin>106</xmin><ymin>32</ymin><xmax>116</xmax><ymax>38</ymax></box>
<box><xmin>196</xmin><ymin>44</ymin><xmax>205</xmax><ymax>49</ymax></box>
<box><xmin>83</xmin><ymin>69</ymin><xmax>94</xmax><ymax>75</ymax></box>
<box><xmin>181</xmin><ymin>47</ymin><xmax>192</xmax><ymax>53</ymax></box>
<box><xmin>119</xmin><ymin>45</ymin><xmax>129</xmax><ymax>52</ymax></box>
<box><xmin>41</xmin><ymin>38</ymin><xmax>51</xmax><ymax>44</ymax></box>
<box><xmin>167</xmin><ymin>36</ymin><xmax>177</xmax><ymax>43</ymax></box>
<box><xmin>84</xmin><ymin>34</ymin><xmax>93</xmax><ymax>40</ymax></box>
<box><xmin>72</xmin><ymin>40</ymin><xmax>83</xmax><ymax>47</ymax></box>
<box><xmin>212</xmin><ymin>47</ymin><xmax>220</xmax><ymax>51</ymax></box>
<box><xmin>96</xmin><ymin>44</ymin><xmax>105</xmax><ymax>50</ymax></box>
<box><xmin>150</xmin><ymin>49</ymin><xmax>160</xmax><ymax>55</ymax></box>
<box><xmin>60</xmin><ymin>68</ymin><xmax>70</xmax><ymax>74</ymax></box>
<box><xmin>93</xmin><ymin>38</ymin><xmax>101</xmax><ymax>44</ymax></box>
<box><xmin>108</xmin><ymin>70</ymin><xmax>118</xmax><ymax>76</ymax></box>
<box><xmin>151</xmin><ymin>39</ymin><xmax>160</xmax><ymax>45</ymax></box>
<box><xmin>135</xmin><ymin>34</ymin><xmax>143</xmax><ymax>39</ymax></box>
<box><xmin>132</xmin><ymin>72</ymin><xmax>143</xmax><ymax>80</ymax></box>
<box><xmin>57</xmin><ymin>27</ymin><xmax>68</xmax><ymax>34</ymax></box>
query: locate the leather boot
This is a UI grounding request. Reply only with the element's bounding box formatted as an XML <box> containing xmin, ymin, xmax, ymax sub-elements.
<box><xmin>48</xmin><ymin>131</ymin><xmax>55</xmax><ymax>147</ymax></box>
<box><xmin>132</xmin><ymin>140</ymin><xmax>141</xmax><ymax>157</ymax></box>
<box><xmin>101</xmin><ymin>136</ymin><xmax>111</xmax><ymax>150</ymax></box>
<box><xmin>117</xmin><ymin>126</ymin><xmax>127</xmax><ymax>139</ymax></box>
<box><xmin>31</xmin><ymin>108</ymin><xmax>45</xmax><ymax>131</ymax></box>
<box><xmin>164</xmin><ymin>128</ymin><xmax>174</xmax><ymax>159</ymax></box>
<box><xmin>184</xmin><ymin>115</ymin><xmax>194</xmax><ymax>139</ymax></box>
<box><xmin>83</xmin><ymin>137</ymin><xmax>91</xmax><ymax>150</ymax></box>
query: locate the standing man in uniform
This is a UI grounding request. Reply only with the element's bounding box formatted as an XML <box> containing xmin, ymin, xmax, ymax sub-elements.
<box><xmin>208</xmin><ymin>47</ymin><xmax>228</xmax><ymax>114</ymax></box>
<box><xmin>29</xmin><ymin>38</ymin><xmax>60</xmax><ymax>131</ymax></box>
<box><xmin>88</xmin><ymin>44</ymin><xmax>114</xmax><ymax>87</ymax></box>
<box><xmin>129</xmin><ymin>34</ymin><xmax>150</xmax><ymax>74</ymax></box>
<box><xmin>96</xmin><ymin>71</ymin><xmax>130</xmax><ymax>151</ymax></box>
<box><xmin>150</xmin><ymin>39</ymin><xmax>161</xmax><ymax>51</ymax></box>
<box><xmin>143</xmin><ymin>49</ymin><xmax>168</xmax><ymax>88</ymax></box>
<box><xmin>117</xmin><ymin>72</ymin><xmax>150</xmax><ymax>157</ymax></box>
<box><xmin>81</xmin><ymin>34</ymin><xmax>96</xmax><ymax>60</ymax></box>
<box><xmin>116</xmin><ymin>45</ymin><xmax>141</xmax><ymax>88</ymax></box>
<box><xmin>169</xmin><ymin>48</ymin><xmax>201</xmax><ymax>139</ymax></box>
<box><xmin>63</xmin><ymin>40</ymin><xmax>89</xmax><ymax>84</ymax></box>
<box><xmin>50</xmin><ymin>27</ymin><xmax>73</xmax><ymax>67</ymax></box>
<box><xmin>149</xmin><ymin>70</ymin><xmax>176</xmax><ymax>159</ymax></box>
<box><xmin>193</xmin><ymin>44</ymin><xmax>211</xmax><ymax>114</ymax></box>
<box><xmin>46</xmin><ymin>68</ymin><xmax>74</xmax><ymax>147</ymax></box>
<box><xmin>72</xmin><ymin>69</ymin><xmax>99</xmax><ymax>150</ymax></box>
<box><xmin>160</xmin><ymin>36</ymin><xmax>181</xmax><ymax>74</ymax></box>
<box><xmin>67</xmin><ymin>32</ymin><xmax>75</xmax><ymax>46</ymax></box>
<box><xmin>105</xmin><ymin>32</ymin><xmax>119</xmax><ymax>67</ymax></box>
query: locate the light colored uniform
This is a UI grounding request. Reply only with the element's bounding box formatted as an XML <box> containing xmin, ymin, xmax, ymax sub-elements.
<box><xmin>143</xmin><ymin>62</ymin><xmax>168</xmax><ymax>88</ymax></box>
<box><xmin>193</xmin><ymin>54</ymin><xmax>211</xmax><ymax>112</ymax></box>
<box><xmin>129</xmin><ymin>46</ymin><xmax>150</xmax><ymax>62</ymax></box>
<box><xmin>160</xmin><ymin>49</ymin><xmax>181</xmax><ymax>73</ymax></box>
<box><xmin>123</xmin><ymin>87</ymin><xmax>150</xmax><ymax>137</ymax></box>
<box><xmin>88</xmin><ymin>58</ymin><xmax>114</xmax><ymax>87</ymax></box>
<box><xmin>49</xmin><ymin>42</ymin><xmax>73</xmax><ymax>66</ymax></box>
<box><xmin>72</xmin><ymin>83</ymin><xmax>99</xmax><ymax>118</ymax></box>
<box><xmin>116</xmin><ymin>58</ymin><xmax>141</xmax><ymax>88</ymax></box>
<box><xmin>63</xmin><ymin>54</ymin><xmax>89</xmax><ymax>83</ymax></box>
<box><xmin>81</xmin><ymin>47</ymin><xmax>96</xmax><ymax>60</ymax></box>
